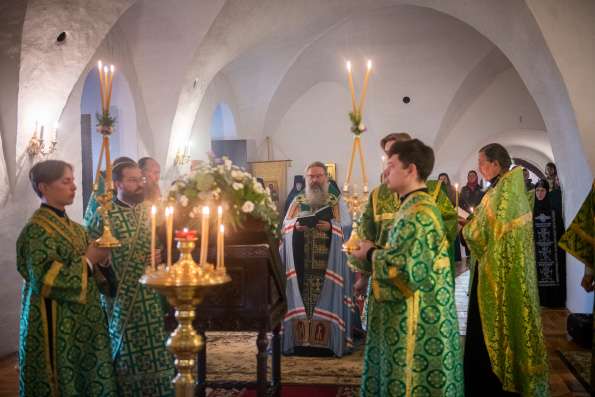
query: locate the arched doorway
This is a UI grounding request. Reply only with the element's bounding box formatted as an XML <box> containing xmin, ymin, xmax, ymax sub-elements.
<box><xmin>209</xmin><ymin>102</ymin><xmax>247</xmax><ymax>168</ymax></box>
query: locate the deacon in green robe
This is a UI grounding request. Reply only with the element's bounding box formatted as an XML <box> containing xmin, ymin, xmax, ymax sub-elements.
<box><xmin>351</xmin><ymin>139</ymin><xmax>463</xmax><ymax>397</ymax></box>
<box><xmin>462</xmin><ymin>144</ymin><xmax>549</xmax><ymax>396</ymax></box>
<box><xmin>86</xmin><ymin>161</ymin><xmax>175</xmax><ymax>397</ymax></box>
<box><xmin>17</xmin><ymin>160</ymin><xmax>117</xmax><ymax>397</ymax></box>
<box><xmin>558</xmin><ymin>179</ymin><xmax>594</xmax><ymax>394</ymax></box>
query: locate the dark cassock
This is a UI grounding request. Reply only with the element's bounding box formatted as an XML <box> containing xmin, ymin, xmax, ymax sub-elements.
<box><xmin>533</xmin><ymin>179</ymin><xmax>566</xmax><ymax>307</ymax></box>
<box><xmin>558</xmin><ymin>179</ymin><xmax>594</xmax><ymax>395</ymax></box>
<box><xmin>17</xmin><ymin>205</ymin><xmax>118</xmax><ymax>397</ymax></box>
<box><xmin>463</xmin><ymin>167</ymin><xmax>549</xmax><ymax>396</ymax></box>
<box><xmin>86</xmin><ymin>199</ymin><xmax>175</xmax><ymax>396</ymax></box>
<box><xmin>283</xmin><ymin>175</ymin><xmax>305</xmax><ymax>218</ymax></box>
<box><xmin>281</xmin><ymin>185</ymin><xmax>353</xmax><ymax>356</ymax></box>
<box><xmin>352</xmin><ymin>189</ymin><xmax>464</xmax><ymax>396</ymax></box>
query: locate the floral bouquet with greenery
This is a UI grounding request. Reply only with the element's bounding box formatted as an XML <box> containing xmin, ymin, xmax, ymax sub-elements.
<box><xmin>168</xmin><ymin>156</ymin><xmax>280</xmax><ymax>236</ymax></box>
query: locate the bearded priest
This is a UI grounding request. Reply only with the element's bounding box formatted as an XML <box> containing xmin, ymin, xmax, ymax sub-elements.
<box><xmin>281</xmin><ymin>161</ymin><xmax>354</xmax><ymax>357</ymax></box>
<box><xmin>86</xmin><ymin>160</ymin><xmax>175</xmax><ymax>396</ymax></box>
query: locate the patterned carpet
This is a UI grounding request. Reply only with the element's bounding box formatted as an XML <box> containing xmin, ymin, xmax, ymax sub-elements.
<box><xmin>557</xmin><ymin>350</ymin><xmax>592</xmax><ymax>392</ymax></box>
<box><xmin>205</xmin><ymin>332</ymin><xmax>364</xmax><ymax>385</ymax></box>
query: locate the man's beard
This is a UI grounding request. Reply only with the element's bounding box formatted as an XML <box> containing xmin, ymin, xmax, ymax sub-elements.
<box><xmin>122</xmin><ymin>189</ymin><xmax>145</xmax><ymax>205</ymax></box>
<box><xmin>305</xmin><ymin>181</ymin><xmax>329</xmax><ymax>209</ymax></box>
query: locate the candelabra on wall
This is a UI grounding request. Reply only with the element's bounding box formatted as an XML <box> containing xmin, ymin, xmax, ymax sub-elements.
<box><xmin>342</xmin><ymin>60</ymin><xmax>373</xmax><ymax>253</ymax></box>
<box><xmin>174</xmin><ymin>145</ymin><xmax>191</xmax><ymax>167</ymax></box>
<box><xmin>26</xmin><ymin>122</ymin><xmax>58</xmax><ymax>158</ymax></box>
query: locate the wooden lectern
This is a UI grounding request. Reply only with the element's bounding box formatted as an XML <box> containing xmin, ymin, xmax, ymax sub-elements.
<box><xmin>165</xmin><ymin>219</ymin><xmax>287</xmax><ymax>397</ymax></box>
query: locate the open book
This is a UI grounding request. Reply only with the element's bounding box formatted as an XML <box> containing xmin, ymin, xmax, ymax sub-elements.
<box><xmin>296</xmin><ymin>205</ymin><xmax>334</xmax><ymax>228</ymax></box>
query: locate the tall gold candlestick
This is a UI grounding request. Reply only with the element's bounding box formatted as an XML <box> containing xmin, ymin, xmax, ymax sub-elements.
<box><xmin>346</xmin><ymin>61</ymin><xmax>357</xmax><ymax>113</ymax></box>
<box><xmin>151</xmin><ymin>205</ymin><xmax>157</xmax><ymax>270</ymax></box>
<box><xmin>166</xmin><ymin>206</ymin><xmax>174</xmax><ymax>268</ymax></box>
<box><xmin>200</xmin><ymin>206</ymin><xmax>210</xmax><ymax>265</ymax></box>
<box><xmin>104</xmin><ymin>136</ymin><xmax>112</xmax><ymax>190</ymax></box>
<box><xmin>359</xmin><ymin>60</ymin><xmax>372</xmax><ymax>114</ymax></box>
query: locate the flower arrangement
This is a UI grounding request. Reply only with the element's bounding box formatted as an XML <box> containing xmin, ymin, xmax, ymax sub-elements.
<box><xmin>168</xmin><ymin>156</ymin><xmax>280</xmax><ymax>236</ymax></box>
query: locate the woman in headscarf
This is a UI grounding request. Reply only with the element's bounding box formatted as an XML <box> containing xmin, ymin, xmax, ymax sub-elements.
<box><xmin>533</xmin><ymin>179</ymin><xmax>566</xmax><ymax>307</ymax></box>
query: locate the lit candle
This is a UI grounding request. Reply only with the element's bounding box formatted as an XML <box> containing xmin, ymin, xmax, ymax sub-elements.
<box><xmin>150</xmin><ymin>205</ymin><xmax>157</xmax><ymax>270</ymax></box>
<box><xmin>359</xmin><ymin>60</ymin><xmax>372</xmax><ymax>114</ymax></box>
<box><xmin>199</xmin><ymin>206</ymin><xmax>210</xmax><ymax>265</ymax></box>
<box><xmin>217</xmin><ymin>206</ymin><xmax>223</xmax><ymax>268</ymax></box>
<box><xmin>218</xmin><ymin>224</ymin><xmax>225</xmax><ymax>270</ymax></box>
<box><xmin>106</xmin><ymin>64</ymin><xmax>115</xmax><ymax>110</ymax></box>
<box><xmin>346</xmin><ymin>61</ymin><xmax>357</xmax><ymax>113</ymax></box>
<box><xmin>454</xmin><ymin>183</ymin><xmax>459</xmax><ymax>210</ymax></box>
<box><xmin>165</xmin><ymin>206</ymin><xmax>174</xmax><ymax>268</ymax></box>
<box><xmin>97</xmin><ymin>61</ymin><xmax>106</xmax><ymax>111</ymax></box>
<box><xmin>39</xmin><ymin>125</ymin><xmax>44</xmax><ymax>142</ymax></box>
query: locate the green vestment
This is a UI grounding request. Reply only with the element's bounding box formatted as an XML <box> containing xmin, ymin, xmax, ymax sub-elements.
<box><xmin>462</xmin><ymin>168</ymin><xmax>549</xmax><ymax>396</ymax></box>
<box><xmin>358</xmin><ymin>191</ymin><xmax>464</xmax><ymax>396</ymax></box>
<box><xmin>352</xmin><ymin>181</ymin><xmax>458</xmax><ymax>329</ymax></box>
<box><xmin>17</xmin><ymin>207</ymin><xmax>118</xmax><ymax>397</ymax></box>
<box><xmin>86</xmin><ymin>201</ymin><xmax>175</xmax><ymax>397</ymax></box>
<box><xmin>558</xmin><ymin>179</ymin><xmax>594</xmax><ymax>394</ymax></box>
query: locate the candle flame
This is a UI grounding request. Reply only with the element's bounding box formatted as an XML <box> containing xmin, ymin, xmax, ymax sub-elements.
<box><xmin>454</xmin><ymin>183</ymin><xmax>459</xmax><ymax>189</ymax></box>
<box><xmin>220</xmin><ymin>224</ymin><xmax>224</xmax><ymax>233</ymax></box>
<box><xmin>202</xmin><ymin>206</ymin><xmax>210</xmax><ymax>215</ymax></box>
<box><xmin>97</xmin><ymin>60</ymin><xmax>102</xmax><ymax>70</ymax></box>
<box><xmin>183</xmin><ymin>227</ymin><xmax>188</xmax><ymax>233</ymax></box>
<box><xmin>110</xmin><ymin>64</ymin><xmax>115</xmax><ymax>73</ymax></box>
<box><xmin>103</xmin><ymin>65</ymin><xmax>108</xmax><ymax>73</ymax></box>
<box><xmin>367</xmin><ymin>60</ymin><xmax>372</xmax><ymax>70</ymax></box>
<box><xmin>151</xmin><ymin>205</ymin><xmax>157</xmax><ymax>215</ymax></box>
<box><xmin>217</xmin><ymin>206</ymin><xmax>223</xmax><ymax>216</ymax></box>
<box><xmin>346</xmin><ymin>61</ymin><xmax>352</xmax><ymax>71</ymax></box>
<box><xmin>165</xmin><ymin>206</ymin><xmax>173</xmax><ymax>216</ymax></box>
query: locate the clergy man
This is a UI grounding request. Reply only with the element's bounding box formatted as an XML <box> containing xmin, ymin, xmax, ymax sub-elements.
<box><xmin>281</xmin><ymin>161</ymin><xmax>354</xmax><ymax>357</ymax></box>
<box><xmin>351</xmin><ymin>139</ymin><xmax>463</xmax><ymax>396</ymax></box>
<box><xmin>462</xmin><ymin>144</ymin><xmax>549</xmax><ymax>396</ymax></box>
<box><xmin>86</xmin><ymin>160</ymin><xmax>175</xmax><ymax>396</ymax></box>
<box><xmin>18</xmin><ymin>160</ymin><xmax>118</xmax><ymax>396</ymax></box>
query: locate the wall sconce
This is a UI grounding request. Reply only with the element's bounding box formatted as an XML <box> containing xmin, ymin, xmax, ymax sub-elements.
<box><xmin>174</xmin><ymin>143</ymin><xmax>191</xmax><ymax>167</ymax></box>
<box><xmin>27</xmin><ymin>122</ymin><xmax>58</xmax><ymax>158</ymax></box>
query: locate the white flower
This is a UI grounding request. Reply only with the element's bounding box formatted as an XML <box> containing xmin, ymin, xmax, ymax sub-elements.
<box><xmin>253</xmin><ymin>180</ymin><xmax>264</xmax><ymax>193</ymax></box>
<box><xmin>179</xmin><ymin>195</ymin><xmax>189</xmax><ymax>207</ymax></box>
<box><xmin>231</xmin><ymin>170</ymin><xmax>243</xmax><ymax>181</ymax></box>
<box><xmin>242</xmin><ymin>201</ymin><xmax>255</xmax><ymax>213</ymax></box>
<box><xmin>232</xmin><ymin>182</ymin><xmax>244</xmax><ymax>190</ymax></box>
<box><xmin>189</xmin><ymin>206</ymin><xmax>200</xmax><ymax>218</ymax></box>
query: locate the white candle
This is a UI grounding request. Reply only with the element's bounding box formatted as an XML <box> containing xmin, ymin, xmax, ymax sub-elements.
<box><xmin>219</xmin><ymin>224</ymin><xmax>225</xmax><ymax>270</ymax></box>
<box><xmin>200</xmin><ymin>206</ymin><xmax>210</xmax><ymax>265</ymax></box>
<box><xmin>165</xmin><ymin>206</ymin><xmax>174</xmax><ymax>268</ymax></box>
<box><xmin>151</xmin><ymin>205</ymin><xmax>157</xmax><ymax>270</ymax></box>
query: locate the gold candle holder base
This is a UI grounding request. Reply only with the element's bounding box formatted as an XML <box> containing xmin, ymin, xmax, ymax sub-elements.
<box><xmin>94</xmin><ymin>191</ymin><xmax>121</xmax><ymax>248</ymax></box>
<box><xmin>342</xmin><ymin>222</ymin><xmax>362</xmax><ymax>254</ymax></box>
<box><xmin>140</xmin><ymin>237</ymin><xmax>230</xmax><ymax>397</ymax></box>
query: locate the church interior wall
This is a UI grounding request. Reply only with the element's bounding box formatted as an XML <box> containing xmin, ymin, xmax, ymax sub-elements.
<box><xmin>0</xmin><ymin>0</ymin><xmax>593</xmax><ymax>357</ymax></box>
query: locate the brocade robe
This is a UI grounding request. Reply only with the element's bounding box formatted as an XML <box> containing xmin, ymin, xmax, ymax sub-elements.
<box><xmin>281</xmin><ymin>192</ymin><xmax>354</xmax><ymax>356</ymax></box>
<box><xmin>352</xmin><ymin>180</ymin><xmax>458</xmax><ymax>330</ymax></box>
<box><xmin>357</xmin><ymin>190</ymin><xmax>463</xmax><ymax>397</ymax></box>
<box><xmin>558</xmin><ymin>179</ymin><xmax>594</xmax><ymax>394</ymax></box>
<box><xmin>462</xmin><ymin>167</ymin><xmax>549</xmax><ymax>396</ymax></box>
<box><xmin>17</xmin><ymin>206</ymin><xmax>118</xmax><ymax>397</ymax></box>
<box><xmin>86</xmin><ymin>200</ymin><xmax>175</xmax><ymax>396</ymax></box>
